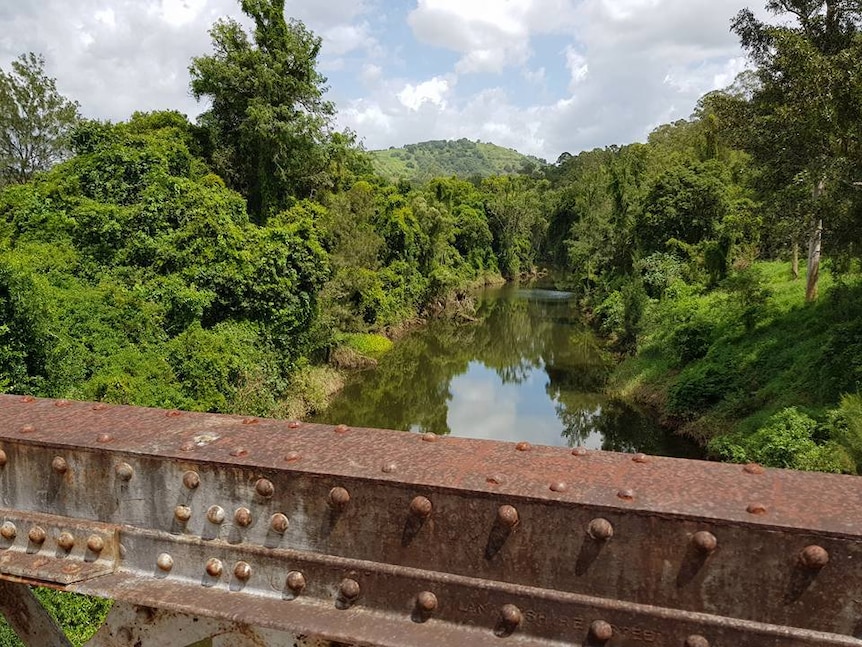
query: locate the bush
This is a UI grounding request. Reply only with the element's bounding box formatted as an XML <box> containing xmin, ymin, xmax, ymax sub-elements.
<box><xmin>667</xmin><ymin>361</ymin><xmax>736</xmax><ymax>418</ymax></box>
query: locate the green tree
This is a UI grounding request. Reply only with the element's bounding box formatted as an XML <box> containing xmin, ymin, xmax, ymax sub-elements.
<box><xmin>729</xmin><ymin>1</ymin><xmax>862</xmax><ymax>301</ymax></box>
<box><xmin>189</xmin><ymin>0</ymin><xmax>337</xmax><ymax>220</ymax></box>
<box><xmin>0</xmin><ymin>53</ymin><xmax>80</xmax><ymax>186</ymax></box>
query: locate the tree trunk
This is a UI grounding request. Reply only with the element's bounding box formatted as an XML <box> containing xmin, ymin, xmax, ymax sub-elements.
<box><xmin>806</xmin><ymin>219</ymin><xmax>822</xmax><ymax>302</ymax></box>
<box><xmin>791</xmin><ymin>240</ymin><xmax>799</xmax><ymax>280</ymax></box>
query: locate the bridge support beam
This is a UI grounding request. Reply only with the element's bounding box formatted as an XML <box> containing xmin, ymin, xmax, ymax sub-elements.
<box><xmin>0</xmin><ymin>580</ymin><xmax>72</xmax><ymax>647</ymax></box>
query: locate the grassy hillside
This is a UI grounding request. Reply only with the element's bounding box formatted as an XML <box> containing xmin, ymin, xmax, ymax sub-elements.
<box><xmin>370</xmin><ymin>138</ymin><xmax>546</xmax><ymax>182</ymax></box>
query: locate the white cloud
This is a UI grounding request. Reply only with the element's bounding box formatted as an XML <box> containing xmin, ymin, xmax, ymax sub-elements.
<box><xmin>397</xmin><ymin>75</ymin><xmax>452</xmax><ymax>111</ymax></box>
<box><xmin>564</xmin><ymin>46</ymin><xmax>589</xmax><ymax>87</ymax></box>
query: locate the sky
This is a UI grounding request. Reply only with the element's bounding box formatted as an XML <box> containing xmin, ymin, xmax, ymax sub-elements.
<box><xmin>0</xmin><ymin>0</ymin><xmax>769</xmax><ymax>162</ymax></box>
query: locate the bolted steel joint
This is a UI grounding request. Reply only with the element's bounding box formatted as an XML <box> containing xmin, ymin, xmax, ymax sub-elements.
<box><xmin>270</xmin><ymin>513</ymin><xmax>289</xmax><ymax>534</ymax></box>
<box><xmin>0</xmin><ymin>522</ymin><xmax>17</xmax><ymax>541</ymax></box>
<box><xmin>254</xmin><ymin>478</ymin><xmax>274</xmax><ymax>498</ymax></box>
<box><xmin>234</xmin><ymin>507</ymin><xmax>253</xmax><ymax>528</ymax></box>
<box><xmin>416</xmin><ymin>591</ymin><xmax>438</xmax><ymax>615</ymax></box>
<box><xmin>409</xmin><ymin>496</ymin><xmax>433</xmax><ymax>519</ymax></box>
<box><xmin>57</xmin><ymin>532</ymin><xmax>75</xmax><ymax>551</ymax></box>
<box><xmin>799</xmin><ymin>545</ymin><xmax>830</xmax><ymax>570</ymax></box>
<box><xmin>692</xmin><ymin>531</ymin><xmax>718</xmax><ymax>554</ymax></box>
<box><xmin>0</xmin><ymin>449</ymin><xmax>7</xmax><ymax>467</ymax></box>
<box><xmin>206</xmin><ymin>505</ymin><xmax>226</xmax><ymax>525</ymax></box>
<box><xmin>587</xmin><ymin>518</ymin><xmax>614</xmax><ymax>541</ymax></box>
<box><xmin>286</xmin><ymin>571</ymin><xmax>307</xmax><ymax>594</ymax></box>
<box><xmin>590</xmin><ymin>620</ymin><xmax>614</xmax><ymax>642</ymax></box>
<box><xmin>156</xmin><ymin>553</ymin><xmax>174</xmax><ymax>572</ymax></box>
<box><xmin>174</xmin><ymin>505</ymin><xmax>192</xmax><ymax>524</ymax></box>
<box><xmin>338</xmin><ymin>578</ymin><xmax>361</xmax><ymax>607</ymax></box>
<box><xmin>328</xmin><ymin>487</ymin><xmax>351</xmax><ymax>510</ymax></box>
<box><xmin>233</xmin><ymin>561</ymin><xmax>252</xmax><ymax>581</ymax></box>
<box><xmin>685</xmin><ymin>635</ymin><xmax>711</xmax><ymax>647</ymax></box>
<box><xmin>182</xmin><ymin>471</ymin><xmax>201</xmax><ymax>490</ymax></box>
<box><xmin>87</xmin><ymin>535</ymin><xmax>105</xmax><ymax>554</ymax></box>
<box><xmin>51</xmin><ymin>456</ymin><xmax>68</xmax><ymax>474</ymax></box>
<box><xmin>115</xmin><ymin>462</ymin><xmax>134</xmax><ymax>481</ymax></box>
<box><xmin>497</xmin><ymin>505</ymin><xmax>519</xmax><ymax>529</ymax></box>
<box><xmin>205</xmin><ymin>558</ymin><xmax>223</xmax><ymax>578</ymax></box>
<box><xmin>496</xmin><ymin>604</ymin><xmax>522</xmax><ymax>637</ymax></box>
<box><xmin>28</xmin><ymin>526</ymin><xmax>47</xmax><ymax>545</ymax></box>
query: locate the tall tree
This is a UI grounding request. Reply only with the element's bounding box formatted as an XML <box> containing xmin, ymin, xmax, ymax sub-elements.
<box><xmin>189</xmin><ymin>0</ymin><xmax>337</xmax><ymax>220</ymax></box>
<box><xmin>730</xmin><ymin>1</ymin><xmax>862</xmax><ymax>301</ymax></box>
<box><xmin>0</xmin><ymin>53</ymin><xmax>80</xmax><ymax>186</ymax></box>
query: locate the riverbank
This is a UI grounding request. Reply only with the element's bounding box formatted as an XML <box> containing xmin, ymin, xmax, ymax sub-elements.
<box><xmin>605</xmin><ymin>261</ymin><xmax>862</xmax><ymax>473</ymax></box>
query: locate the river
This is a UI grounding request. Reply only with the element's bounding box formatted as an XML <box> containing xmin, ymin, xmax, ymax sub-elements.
<box><xmin>315</xmin><ymin>284</ymin><xmax>700</xmax><ymax>457</ymax></box>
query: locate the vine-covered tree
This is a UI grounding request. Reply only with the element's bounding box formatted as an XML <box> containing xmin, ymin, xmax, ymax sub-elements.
<box><xmin>0</xmin><ymin>53</ymin><xmax>80</xmax><ymax>186</ymax></box>
<box><xmin>189</xmin><ymin>0</ymin><xmax>338</xmax><ymax>220</ymax></box>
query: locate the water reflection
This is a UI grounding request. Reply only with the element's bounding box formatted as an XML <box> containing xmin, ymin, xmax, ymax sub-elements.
<box><xmin>314</xmin><ymin>285</ymin><xmax>699</xmax><ymax>457</ymax></box>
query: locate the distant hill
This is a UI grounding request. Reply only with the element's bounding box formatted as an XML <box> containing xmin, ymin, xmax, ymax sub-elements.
<box><xmin>369</xmin><ymin>139</ymin><xmax>546</xmax><ymax>182</ymax></box>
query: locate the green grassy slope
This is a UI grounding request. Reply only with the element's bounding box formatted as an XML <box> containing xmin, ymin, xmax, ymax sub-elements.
<box><xmin>370</xmin><ymin>138</ymin><xmax>546</xmax><ymax>182</ymax></box>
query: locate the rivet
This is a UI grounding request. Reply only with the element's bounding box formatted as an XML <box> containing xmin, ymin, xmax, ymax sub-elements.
<box><xmin>0</xmin><ymin>450</ymin><xmax>7</xmax><ymax>466</ymax></box>
<box><xmin>0</xmin><ymin>522</ymin><xmax>17</xmax><ymax>541</ymax></box>
<box><xmin>590</xmin><ymin>620</ymin><xmax>614</xmax><ymax>642</ymax></box>
<box><xmin>52</xmin><ymin>457</ymin><xmax>68</xmax><ymax>474</ymax></box>
<box><xmin>416</xmin><ymin>591</ymin><xmax>438</xmax><ymax>614</ymax></box>
<box><xmin>515</xmin><ymin>441</ymin><xmax>532</xmax><ymax>452</ymax></box>
<box><xmin>205</xmin><ymin>558</ymin><xmax>223</xmax><ymax>578</ymax></box>
<box><xmin>550</xmin><ymin>481</ymin><xmax>568</xmax><ymax>493</ymax></box>
<box><xmin>156</xmin><ymin>553</ymin><xmax>174</xmax><ymax>572</ymax></box>
<box><xmin>21</xmin><ymin>425</ymin><xmax>36</xmax><ymax>434</ymax></box>
<box><xmin>421</xmin><ymin>432</ymin><xmax>438</xmax><ymax>442</ymax></box>
<box><xmin>87</xmin><ymin>535</ymin><xmax>105</xmax><ymax>554</ymax></box>
<box><xmin>572</xmin><ymin>447</ymin><xmax>588</xmax><ymax>456</ymax></box>
<box><xmin>286</xmin><ymin>571</ymin><xmax>306</xmax><ymax>593</ymax></box>
<box><xmin>233</xmin><ymin>561</ymin><xmax>252</xmax><ymax>581</ymax></box>
<box><xmin>747</xmin><ymin>503</ymin><xmax>767</xmax><ymax>515</ymax></box>
<box><xmin>744</xmin><ymin>463</ymin><xmax>765</xmax><ymax>475</ymax></box>
<box><xmin>254</xmin><ymin>478</ymin><xmax>274</xmax><ymax>498</ymax></box>
<box><xmin>334</xmin><ymin>424</ymin><xmax>350</xmax><ymax>434</ymax></box>
<box><xmin>382</xmin><ymin>462</ymin><xmax>397</xmax><ymax>474</ymax></box>
<box><xmin>234</xmin><ymin>508</ymin><xmax>253</xmax><ymax>527</ymax></box>
<box><xmin>284</xmin><ymin>451</ymin><xmax>302</xmax><ymax>463</ymax></box>
<box><xmin>115</xmin><ymin>463</ymin><xmax>134</xmax><ymax>481</ymax></box>
<box><xmin>288</xmin><ymin>421</ymin><xmax>301</xmax><ymax>430</ymax></box>
<box><xmin>500</xmin><ymin>604</ymin><xmax>522</xmax><ymax>631</ymax></box>
<box><xmin>270</xmin><ymin>513</ymin><xmax>289</xmax><ymax>534</ymax></box>
<box><xmin>96</xmin><ymin>433</ymin><xmax>114</xmax><ymax>444</ymax></box>
<box><xmin>20</xmin><ymin>395</ymin><xmax>36</xmax><ymax>403</ymax></box>
<box><xmin>497</xmin><ymin>505</ymin><xmax>519</xmax><ymax>529</ymax></box>
<box><xmin>57</xmin><ymin>532</ymin><xmax>75</xmax><ymax>551</ymax></box>
<box><xmin>230</xmin><ymin>447</ymin><xmax>249</xmax><ymax>458</ymax></box>
<box><xmin>339</xmin><ymin>578</ymin><xmax>361</xmax><ymax>601</ymax></box>
<box><xmin>409</xmin><ymin>496</ymin><xmax>433</xmax><ymax>518</ymax></box>
<box><xmin>242</xmin><ymin>418</ymin><xmax>259</xmax><ymax>425</ymax></box>
<box><xmin>206</xmin><ymin>505</ymin><xmax>226</xmax><ymax>524</ymax></box>
<box><xmin>166</xmin><ymin>410</ymin><xmax>182</xmax><ymax>418</ymax></box>
<box><xmin>632</xmin><ymin>453</ymin><xmax>649</xmax><ymax>463</ymax></box>
<box><xmin>28</xmin><ymin>526</ymin><xmax>47</xmax><ymax>545</ymax></box>
<box><xmin>486</xmin><ymin>474</ymin><xmax>505</xmax><ymax>486</ymax></box>
<box><xmin>91</xmin><ymin>403</ymin><xmax>109</xmax><ymax>411</ymax></box>
<box><xmin>692</xmin><ymin>531</ymin><xmax>718</xmax><ymax>554</ymax></box>
<box><xmin>617</xmin><ymin>489</ymin><xmax>635</xmax><ymax>501</ymax></box>
<box><xmin>179</xmin><ymin>441</ymin><xmax>195</xmax><ymax>452</ymax></box>
<box><xmin>588</xmin><ymin>518</ymin><xmax>614</xmax><ymax>541</ymax></box>
<box><xmin>182</xmin><ymin>471</ymin><xmax>200</xmax><ymax>489</ymax></box>
<box><xmin>54</xmin><ymin>399</ymin><xmax>71</xmax><ymax>407</ymax></box>
<box><xmin>174</xmin><ymin>505</ymin><xmax>192</xmax><ymax>523</ymax></box>
<box><xmin>328</xmin><ymin>487</ymin><xmax>351</xmax><ymax>509</ymax></box>
<box><xmin>685</xmin><ymin>636</ymin><xmax>710</xmax><ymax>647</ymax></box>
<box><xmin>799</xmin><ymin>545</ymin><xmax>829</xmax><ymax>569</ymax></box>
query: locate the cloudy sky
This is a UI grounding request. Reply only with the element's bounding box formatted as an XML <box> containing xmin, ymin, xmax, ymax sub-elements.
<box><xmin>0</xmin><ymin>0</ymin><xmax>768</xmax><ymax>161</ymax></box>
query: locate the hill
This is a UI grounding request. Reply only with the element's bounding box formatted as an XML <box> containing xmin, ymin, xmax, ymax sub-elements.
<box><xmin>369</xmin><ymin>138</ymin><xmax>546</xmax><ymax>182</ymax></box>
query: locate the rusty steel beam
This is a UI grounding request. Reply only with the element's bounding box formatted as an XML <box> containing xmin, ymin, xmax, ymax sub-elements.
<box><xmin>0</xmin><ymin>394</ymin><xmax>861</xmax><ymax>646</ymax></box>
<box><xmin>0</xmin><ymin>580</ymin><xmax>73</xmax><ymax>647</ymax></box>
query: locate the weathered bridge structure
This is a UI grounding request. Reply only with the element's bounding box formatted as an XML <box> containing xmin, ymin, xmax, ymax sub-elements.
<box><xmin>0</xmin><ymin>394</ymin><xmax>860</xmax><ymax>646</ymax></box>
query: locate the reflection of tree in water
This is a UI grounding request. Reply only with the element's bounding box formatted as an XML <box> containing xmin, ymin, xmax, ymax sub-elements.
<box><xmin>315</xmin><ymin>286</ymin><xmax>700</xmax><ymax>457</ymax></box>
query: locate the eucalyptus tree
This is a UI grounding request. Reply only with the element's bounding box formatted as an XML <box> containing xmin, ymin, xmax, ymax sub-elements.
<box><xmin>730</xmin><ymin>1</ymin><xmax>862</xmax><ymax>300</ymax></box>
<box><xmin>0</xmin><ymin>53</ymin><xmax>80</xmax><ymax>186</ymax></box>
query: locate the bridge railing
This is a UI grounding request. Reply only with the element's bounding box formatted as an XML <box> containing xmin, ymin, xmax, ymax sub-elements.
<box><xmin>0</xmin><ymin>394</ymin><xmax>860</xmax><ymax>646</ymax></box>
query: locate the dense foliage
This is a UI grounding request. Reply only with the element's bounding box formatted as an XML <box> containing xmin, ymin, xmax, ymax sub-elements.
<box><xmin>370</xmin><ymin>139</ymin><xmax>546</xmax><ymax>184</ymax></box>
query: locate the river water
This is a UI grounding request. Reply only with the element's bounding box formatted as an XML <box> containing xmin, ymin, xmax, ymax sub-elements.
<box><xmin>315</xmin><ymin>284</ymin><xmax>700</xmax><ymax>457</ymax></box>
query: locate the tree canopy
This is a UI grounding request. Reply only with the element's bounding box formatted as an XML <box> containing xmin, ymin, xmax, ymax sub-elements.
<box><xmin>0</xmin><ymin>52</ymin><xmax>80</xmax><ymax>187</ymax></box>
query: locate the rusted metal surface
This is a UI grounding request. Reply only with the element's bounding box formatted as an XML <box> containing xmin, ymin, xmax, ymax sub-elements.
<box><xmin>0</xmin><ymin>580</ymin><xmax>73</xmax><ymax>647</ymax></box>
<box><xmin>1</xmin><ymin>394</ymin><xmax>862</xmax><ymax>646</ymax></box>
